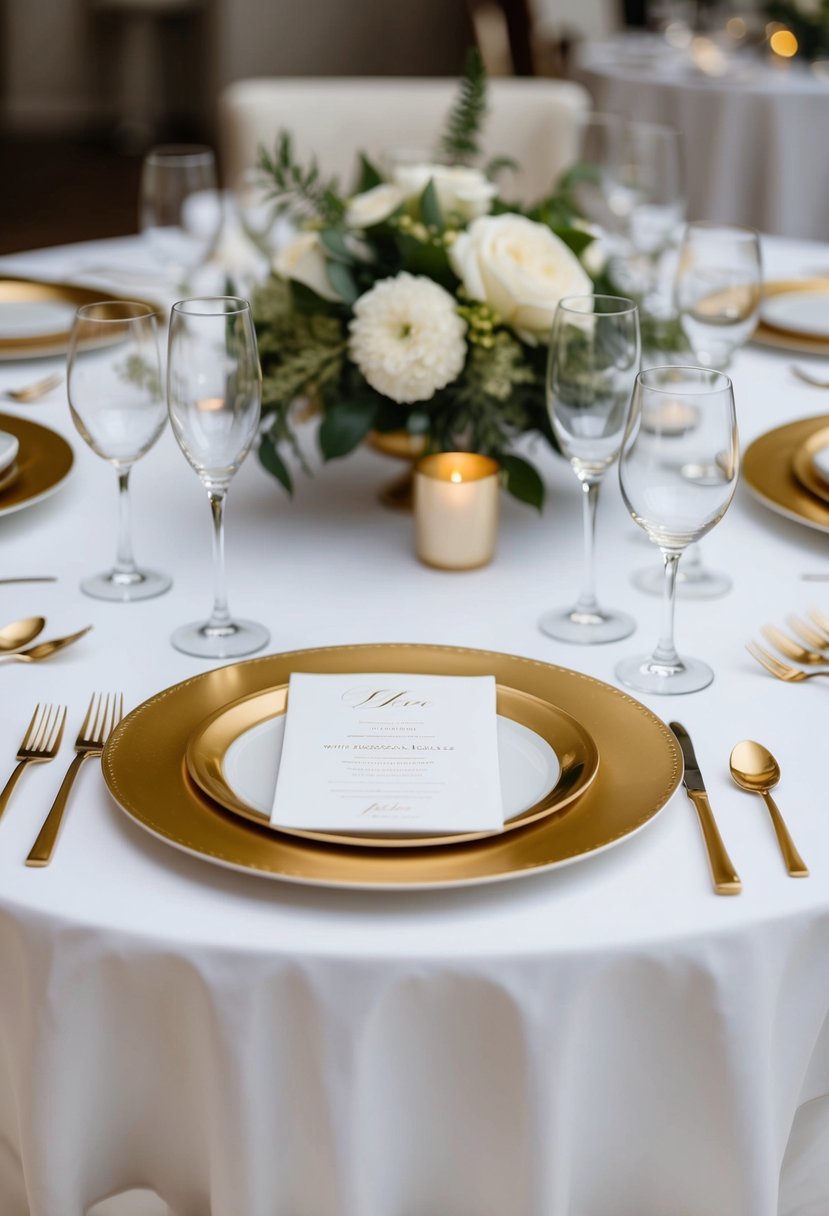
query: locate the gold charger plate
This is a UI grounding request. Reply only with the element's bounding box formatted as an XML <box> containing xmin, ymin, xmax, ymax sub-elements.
<box><xmin>743</xmin><ymin>414</ymin><xmax>829</xmax><ymax>534</ymax></box>
<box><xmin>754</xmin><ymin>278</ymin><xmax>829</xmax><ymax>357</ymax></box>
<box><xmin>0</xmin><ymin>277</ymin><xmax>162</xmax><ymax>360</ymax></box>
<box><xmin>185</xmin><ymin>683</ymin><xmax>600</xmax><ymax>848</ymax></box>
<box><xmin>791</xmin><ymin>424</ymin><xmax>829</xmax><ymax>506</ymax></box>
<box><xmin>0</xmin><ymin>412</ymin><xmax>73</xmax><ymax>516</ymax></box>
<box><xmin>103</xmin><ymin>644</ymin><xmax>682</xmax><ymax>890</ymax></box>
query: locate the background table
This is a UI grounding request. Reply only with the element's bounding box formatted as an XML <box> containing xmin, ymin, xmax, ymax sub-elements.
<box><xmin>576</xmin><ymin>34</ymin><xmax>829</xmax><ymax>241</ymax></box>
<box><xmin>0</xmin><ymin>235</ymin><xmax>829</xmax><ymax>1216</ymax></box>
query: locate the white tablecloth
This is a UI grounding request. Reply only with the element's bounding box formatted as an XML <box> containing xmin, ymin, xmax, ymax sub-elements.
<box><xmin>1</xmin><ymin>236</ymin><xmax>829</xmax><ymax>1216</ymax></box>
<box><xmin>576</xmin><ymin>34</ymin><xmax>829</xmax><ymax>241</ymax></box>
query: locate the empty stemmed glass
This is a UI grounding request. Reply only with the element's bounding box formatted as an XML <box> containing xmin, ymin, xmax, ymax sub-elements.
<box><xmin>540</xmin><ymin>295</ymin><xmax>641</xmax><ymax>644</ymax></box>
<box><xmin>616</xmin><ymin>366</ymin><xmax>739</xmax><ymax>694</ymax></box>
<box><xmin>675</xmin><ymin>222</ymin><xmax>762</xmax><ymax>370</ymax></box>
<box><xmin>167</xmin><ymin>296</ymin><xmax>270</xmax><ymax>658</ymax></box>
<box><xmin>139</xmin><ymin>145</ymin><xmax>223</xmax><ymax>290</ymax></box>
<box><xmin>67</xmin><ymin>301</ymin><xmax>171</xmax><ymax>601</ymax></box>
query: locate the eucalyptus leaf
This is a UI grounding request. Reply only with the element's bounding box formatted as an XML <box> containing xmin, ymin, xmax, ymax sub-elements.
<box><xmin>325</xmin><ymin>260</ymin><xmax>359</xmax><ymax>305</ymax></box>
<box><xmin>419</xmin><ymin>179</ymin><xmax>445</xmax><ymax>233</ymax></box>
<box><xmin>319</xmin><ymin>399</ymin><xmax>378</xmax><ymax>460</ymax></box>
<box><xmin>320</xmin><ymin>228</ymin><xmax>355</xmax><ymax>264</ymax></box>
<box><xmin>356</xmin><ymin>153</ymin><xmax>383</xmax><ymax>193</ymax></box>
<box><xmin>499</xmin><ymin>454</ymin><xmax>545</xmax><ymax>510</ymax></box>
<box><xmin>259</xmin><ymin>433</ymin><xmax>294</xmax><ymax>493</ymax></box>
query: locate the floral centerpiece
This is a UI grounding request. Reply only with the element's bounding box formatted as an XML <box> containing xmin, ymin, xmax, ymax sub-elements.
<box><xmin>253</xmin><ymin>52</ymin><xmax>599</xmax><ymax>509</ymax></box>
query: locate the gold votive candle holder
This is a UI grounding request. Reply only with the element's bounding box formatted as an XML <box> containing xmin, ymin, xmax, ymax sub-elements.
<box><xmin>413</xmin><ymin>452</ymin><xmax>500</xmax><ymax>570</ymax></box>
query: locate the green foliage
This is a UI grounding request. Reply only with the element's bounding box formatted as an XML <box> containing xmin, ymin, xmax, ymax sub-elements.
<box><xmin>259</xmin><ymin>133</ymin><xmax>345</xmax><ymax>225</ymax></box>
<box><xmin>319</xmin><ymin>398</ymin><xmax>378</xmax><ymax>460</ymax></box>
<box><xmin>439</xmin><ymin>47</ymin><xmax>488</xmax><ymax>164</ymax></box>
<box><xmin>499</xmin><ymin>454</ymin><xmax>545</xmax><ymax>511</ymax></box>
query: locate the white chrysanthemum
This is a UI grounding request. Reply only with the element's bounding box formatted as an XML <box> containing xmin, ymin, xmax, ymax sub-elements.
<box><xmin>349</xmin><ymin>273</ymin><xmax>467</xmax><ymax>404</ymax></box>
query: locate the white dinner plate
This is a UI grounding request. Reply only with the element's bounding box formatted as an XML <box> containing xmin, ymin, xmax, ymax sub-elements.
<box><xmin>0</xmin><ymin>431</ymin><xmax>19</xmax><ymax>475</ymax></box>
<box><xmin>223</xmin><ymin>712</ymin><xmax>561</xmax><ymax>830</ymax></box>
<box><xmin>761</xmin><ymin>290</ymin><xmax>829</xmax><ymax>340</ymax></box>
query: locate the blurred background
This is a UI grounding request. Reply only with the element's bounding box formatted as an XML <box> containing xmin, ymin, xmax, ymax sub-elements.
<box><xmin>0</xmin><ymin>0</ymin><xmax>633</xmax><ymax>255</ymax></box>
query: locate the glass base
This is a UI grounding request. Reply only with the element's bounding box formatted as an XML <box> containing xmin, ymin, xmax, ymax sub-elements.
<box><xmin>171</xmin><ymin>617</ymin><xmax>270</xmax><ymax>659</ymax></box>
<box><xmin>539</xmin><ymin>605</ymin><xmax>636</xmax><ymax>645</ymax></box>
<box><xmin>81</xmin><ymin>568</ymin><xmax>172</xmax><ymax>602</ymax></box>
<box><xmin>615</xmin><ymin>651</ymin><xmax>714</xmax><ymax>695</ymax></box>
<box><xmin>632</xmin><ymin>562</ymin><xmax>732</xmax><ymax>601</ymax></box>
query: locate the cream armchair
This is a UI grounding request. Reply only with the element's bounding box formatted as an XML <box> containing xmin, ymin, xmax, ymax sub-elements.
<box><xmin>218</xmin><ymin>76</ymin><xmax>590</xmax><ymax>205</ymax></box>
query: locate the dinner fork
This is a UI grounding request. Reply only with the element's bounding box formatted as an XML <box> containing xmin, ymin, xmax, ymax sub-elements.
<box><xmin>0</xmin><ymin>704</ymin><xmax>66</xmax><ymax>819</ymax></box>
<box><xmin>785</xmin><ymin>614</ymin><xmax>829</xmax><ymax>652</ymax></box>
<box><xmin>809</xmin><ymin>607</ymin><xmax>829</xmax><ymax>636</ymax></box>
<box><xmin>761</xmin><ymin>624</ymin><xmax>828</xmax><ymax>666</ymax></box>
<box><xmin>26</xmin><ymin>692</ymin><xmax>123</xmax><ymax>867</ymax></box>
<box><xmin>0</xmin><ymin>372</ymin><xmax>62</xmax><ymax>403</ymax></box>
<box><xmin>747</xmin><ymin>641</ymin><xmax>829</xmax><ymax>683</ymax></box>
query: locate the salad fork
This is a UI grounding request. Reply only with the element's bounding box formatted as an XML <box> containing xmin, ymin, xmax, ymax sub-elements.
<box><xmin>26</xmin><ymin>692</ymin><xmax>123</xmax><ymax>866</ymax></box>
<box><xmin>761</xmin><ymin>624</ymin><xmax>828</xmax><ymax>666</ymax></box>
<box><xmin>0</xmin><ymin>704</ymin><xmax>66</xmax><ymax>818</ymax></box>
<box><xmin>747</xmin><ymin>641</ymin><xmax>829</xmax><ymax>683</ymax></box>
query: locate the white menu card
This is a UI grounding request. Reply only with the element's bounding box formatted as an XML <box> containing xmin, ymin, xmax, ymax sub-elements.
<box><xmin>270</xmin><ymin>672</ymin><xmax>503</xmax><ymax>834</ymax></box>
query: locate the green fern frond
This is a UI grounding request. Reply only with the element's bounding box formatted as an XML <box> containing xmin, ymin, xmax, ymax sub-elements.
<box><xmin>258</xmin><ymin>133</ymin><xmax>346</xmax><ymax>225</ymax></box>
<box><xmin>440</xmin><ymin>47</ymin><xmax>488</xmax><ymax>164</ymax></box>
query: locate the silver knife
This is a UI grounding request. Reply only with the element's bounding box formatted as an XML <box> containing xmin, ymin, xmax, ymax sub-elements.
<box><xmin>670</xmin><ymin>721</ymin><xmax>741</xmax><ymax>896</ymax></box>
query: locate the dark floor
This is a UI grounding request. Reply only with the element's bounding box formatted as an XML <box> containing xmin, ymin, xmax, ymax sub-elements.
<box><xmin>0</xmin><ymin>136</ymin><xmax>143</xmax><ymax>255</ymax></box>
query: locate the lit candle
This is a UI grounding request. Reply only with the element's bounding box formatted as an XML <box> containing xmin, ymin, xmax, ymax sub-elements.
<box><xmin>641</xmin><ymin>399</ymin><xmax>700</xmax><ymax>437</ymax></box>
<box><xmin>198</xmin><ymin>396</ymin><xmax>225</xmax><ymax>412</ymax></box>
<box><xmin>413</xmin><ymin>452</ymin><xmax>500</xmax><ymax>570</ymax></box>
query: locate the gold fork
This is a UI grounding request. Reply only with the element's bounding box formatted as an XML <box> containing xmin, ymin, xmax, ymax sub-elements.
<box><xmin>0</xmin><ymin>372</ymin><xmax>62</xmax><ymax>403</ymax></box>
<box><xmin>809</xmin><ymin>608</ymin><xmax>829</xmax><ymax>636</ymax></box>
<box><xmin>786</xmin><ymin>614</ymin><xmax>829</xmax><ymax>651</ymax></box>
<box><xmin>761</xmin><ymin>624</ymin><xmax>828</xmax><ymax>666</ymax></box>
<box><xmin>26</xmin><ymin>692</ymin><xmax>123</xmax><ymax>867</ymax></box>
<box><xmin>0</xmin><ymin>704</ymin><xmax>67</xmax><ymax>818</ymax></box>
<box><xmin>747</xmin><ymin>641</ymin><xmax>829</xmax><ymax>683</ymax></box>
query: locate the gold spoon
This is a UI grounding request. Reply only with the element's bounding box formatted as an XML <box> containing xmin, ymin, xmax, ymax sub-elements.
<box><xmin>0</xmin><ymin>625</ymin><xmax>92</xmax><ymax>665</ymax></box>
<box><xmin>0</xmin><ymin>616</ymin><xmax>46</xmax><ymax>652</ymax></box>
<box><xmin>729</xmin><ymin>741</ymin><xmax>809</xmax><ymax>876</ymax></box>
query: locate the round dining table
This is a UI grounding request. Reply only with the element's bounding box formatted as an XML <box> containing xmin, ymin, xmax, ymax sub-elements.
<box><xmin>0</xmin><ymin>233</ymin><xmax>828</xmax><ymax>1216</ymax></box>
<box><xmin>575</xmin><ymin>33</ymin><xmax>829</xmax><ymax>241</ymax></box>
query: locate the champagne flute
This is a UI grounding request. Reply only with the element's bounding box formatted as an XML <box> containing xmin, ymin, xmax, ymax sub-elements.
<box><xmin>675</xmin><ymin>222</ymin><xmax>762</xmax><ymax>370</ymax></box>
<box><xmin>614</xmin><ymin>122</ymin><xmax>685</xmax><ymax>312</ymax></box>
<box><xmin>167</xmin><ymin>296</ymin><xmax>269</xmax><ymax>658</ymax></box>
<box><xmin>67</xmin><ymin>301</ymin><xmax>171</xmax><ymax>601</ymax></box>
<box><xmin>540</xmin><ymin>295</ymin><xmax>641</xmax><ymax>644</ymax></box>
<box><xmin>616</xmin><ymin>366</ymin><xmax>739</xmax><ymax>694</ymax></box>
<box><xmin>139</xmin><ymin>145</ymin><xmax>223</xmax><ymax>290</ymax></box>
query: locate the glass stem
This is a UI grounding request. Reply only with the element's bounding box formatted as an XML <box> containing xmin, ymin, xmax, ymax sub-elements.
<box><xmin>207</xmin><ymin>489</ymin><xmax>232</xmax><ymax>630</ymax></box>
<box><xmin>114</xmin><ymin>466</ymin><xmax>138</xmax><ymax>578</ymax></box>
<box><xmin>652</xmin><ymin>548</ymin><xmax>682</xmax><ymax>667</ymax></box>
<box><xmin>575</xmin><ymin>478</ymin><xmax>601</xmax><ymax>615</ymax></box>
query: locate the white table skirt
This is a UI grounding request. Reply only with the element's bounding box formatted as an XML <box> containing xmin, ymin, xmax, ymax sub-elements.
<box><xmin>575</xmin><ymin>35</ymin><xmax>829</xmax><ymax>242</ymax></box>
<box><xmin>0</xmin><ymin>236</ymin><xmax>829</xmax><ymax>1216</ymax></box>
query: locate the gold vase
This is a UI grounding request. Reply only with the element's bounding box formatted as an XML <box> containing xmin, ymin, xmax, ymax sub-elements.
<box><xmin>366</xmin><ymin>430</ymin><xmax>428</xmax><ymax>510</ymax></box>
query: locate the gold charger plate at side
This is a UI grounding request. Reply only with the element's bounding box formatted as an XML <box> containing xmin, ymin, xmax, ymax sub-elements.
<box><xmin>184</xmin><ymin>683</ymin><xmax>600</xmax><ymax>849</ymax></box>
<box><xmin>103</xmin><ymin>645</ymin><xmax>682</xmax><ymax>891</ymax></box>
<box><xmin>753</xmin><ymin>279</ymin><xmax>829</xmax><ymax>357</ymax></box>
<box><xmin>791</xmin><ymin>424</ymin><xmax>829</xmax><ymax>506</ymax></box>
<box><xmin>743</xmin><ymin>414</ymin><xmax>829</xmax><ymax>534</ymax></box>
<box><xmin>0</xmin><ymin>412</ymin><xmax>73</xmax><ymax>516</ymax></box>
<box><xmin>0</xmin><ymin>278</ymin><xmax>162</xmax><ymax>360</ymax></box>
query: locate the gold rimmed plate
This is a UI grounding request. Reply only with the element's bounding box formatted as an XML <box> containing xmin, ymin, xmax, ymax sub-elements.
<box><xmin>0</xmin><ymin>412</ymin><xmax>73</xmax><ymax>516</ymax></box>
<box><xmin>185</xmin><ymin>683</ymin><xmax>600</xmax><ymax>848</ymax></box>
<box><xmin>791</xmin><ymin>423</ymin><xmax>829</xmax><ymax>506</ymax></box>
<box><xmin>0</xmin><ymin>278</ymin><xmax>162</xmax><ymax>360</ymax></box>
<box><xmin>754</xmin><ymin>278</ymin><xmax>829</xmax><ymax>357</ymax></box>
<box><xmin>103</xmin><ymin>644</ymin><xmax>682</xmax><ymax>890</ymax></box>
<box><xmin>743</xmin><ymin>414</ymin><xmax>829</xmax><ymax>534</ymax></box>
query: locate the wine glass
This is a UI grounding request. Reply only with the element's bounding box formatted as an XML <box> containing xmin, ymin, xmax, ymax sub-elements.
<box><xmin>570</xmin><ymin>112</ymin><xmax>631</xmax><ymax>242</ymax></box>
<box><xmin>540</xmin><ymin>295</ymin><xmax>641</xmax><ymax>644</ymax></box>
<box><xmin>166</xmin><ymin>296</ymin><xmax>270</xmax><ymax>658</ymax></box>
<box><xmin>675</xmin><ymin>222</ymin><xmax>762</xmax><ymax>370</ymax></box>
<box><xmin>633</xmin><ymin>223</ymin><xmax>760</xmax><ymax>599</ymax></box>
<box><xmin>67</xmin><ymin>301</ymin><xmax>171</xmax><ymax>601</ymax></box>
<box><xmin>139</xmin><ymin>145</ymin><xmax>223</xmax><ymax>289</ymax></box>
<box><xmin>615</xmin><ymin>365</ymin><xmax>739</xmax><ymax>694</ymax></box>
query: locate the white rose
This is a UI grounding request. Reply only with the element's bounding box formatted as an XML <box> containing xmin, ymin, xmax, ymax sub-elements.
<box><xmin>273</xmin><ymin>231</ymin><xmax>340</xmax><ymax>301</ymax></box>
<box><xmin>393</xmin><ymin>163</ymin><xmax>498</xmax><ymax>222</ymax></box>
<box><xmin>345</xmin><ymin>183</ymin><xmax>406</xmax><ymax>228</ymax></box>
<box><xmin>450</xmin><ymin>213</ymin><xmax>593</xmax><ymax>342</ymax></box>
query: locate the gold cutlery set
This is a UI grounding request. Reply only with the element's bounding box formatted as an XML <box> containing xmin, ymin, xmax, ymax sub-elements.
<box><xmin>748</xmin><ymin>610</ymin><xmax>829</xmax><ymax>684</ymax></box>
<box><xmin>0</xmin><ymin>693</ymin><xmax>123</xmax><ymax>866</ymax></box>
<box><xmin>672</xmin><ymin>721</ymin><xmax>808</xmax><ymax>895</ymax></box>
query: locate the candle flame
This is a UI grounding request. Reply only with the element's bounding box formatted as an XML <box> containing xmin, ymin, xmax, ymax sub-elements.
<box><xmin>450</xmin><ymin>470</ymin><xmax>463</xmax><ymax>483</ymax></box>
<box><xmin>198</xmin><ymin>396</ymin><xmax>225</xmax><ymax>413</ymax></box>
